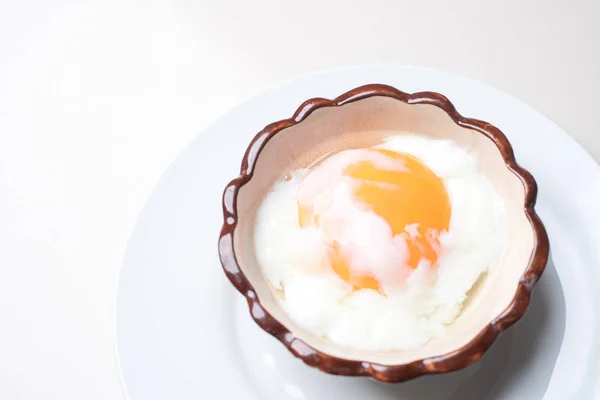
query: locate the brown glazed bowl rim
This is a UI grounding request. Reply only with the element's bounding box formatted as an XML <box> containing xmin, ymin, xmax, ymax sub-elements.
<box><xmin>218</xmin><ymin>84</ymin><xmax>549</xmax><ymax>382</ymax></box>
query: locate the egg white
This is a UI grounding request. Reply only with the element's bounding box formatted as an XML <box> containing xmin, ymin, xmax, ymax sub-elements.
<box><xmin>253</xmin><ymin>135</ymin><xmax>507</xmax><ymax>351</ymax></box>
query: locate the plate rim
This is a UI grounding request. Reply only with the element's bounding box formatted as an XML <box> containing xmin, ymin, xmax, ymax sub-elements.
<box><xmin>114</xmin><ymin>64</ymin><xmax>600</xmax><ymax>400</ymax></box>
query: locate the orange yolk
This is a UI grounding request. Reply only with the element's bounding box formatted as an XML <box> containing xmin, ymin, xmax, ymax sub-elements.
<box><xmin>298</xmin><ymin>148</ymin><xmax>451</xmax><ymax>293</ymax></box>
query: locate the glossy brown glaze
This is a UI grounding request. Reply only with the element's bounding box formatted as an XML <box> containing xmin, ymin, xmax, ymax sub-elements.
<box><xmin>218</xmin><ymin>84</ymin><xmax>549</xmax><ymax>382</ymax></box>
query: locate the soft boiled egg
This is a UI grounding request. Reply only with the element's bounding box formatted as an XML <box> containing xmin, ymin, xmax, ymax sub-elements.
<box><xmin>253</xmin><ymin>135</ymin><xmax>507</xmax><ymax>351</ymax></box>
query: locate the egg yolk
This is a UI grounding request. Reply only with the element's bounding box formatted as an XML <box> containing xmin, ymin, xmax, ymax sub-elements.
<box><xmin>298</xmin><ymin>148</ymin><xmax>451</xmax><ymax>293</ymax></box>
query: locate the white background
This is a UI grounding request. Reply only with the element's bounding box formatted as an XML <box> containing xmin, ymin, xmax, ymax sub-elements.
<box><xmin>0</xmin><ymin>1</ymin><xmax>598</xmax><ymax>399</ymax></box>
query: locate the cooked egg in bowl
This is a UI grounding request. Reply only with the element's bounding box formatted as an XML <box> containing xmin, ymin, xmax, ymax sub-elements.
<box><xmin>254</xmin><ymin>136</ymin><xmax>507</xmax><ymax>351</ymax></box>
<box><xmin>219</xmin><ymin>85</ymin><xmax>548</xmax><ymax>382</ymax></box>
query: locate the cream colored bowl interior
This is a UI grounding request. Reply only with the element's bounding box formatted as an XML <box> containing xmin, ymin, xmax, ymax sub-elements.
<box><xmin>234</xmin><ymin>96</ymin><xmax>534</xmax><ymax>365</ymax></box>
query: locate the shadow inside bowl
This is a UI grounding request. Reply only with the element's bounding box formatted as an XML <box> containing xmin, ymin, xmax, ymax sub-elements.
<box><xmin>233</xmin><ymin>253</ymin><xmax>565</xmax><ymax>400</ymax></box>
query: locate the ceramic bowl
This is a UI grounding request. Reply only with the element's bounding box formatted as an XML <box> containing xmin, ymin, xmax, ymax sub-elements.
<box><xmin>218</xmin><ymin>84</ymin><xmax>549</xmax><ymax>382</ymax></box>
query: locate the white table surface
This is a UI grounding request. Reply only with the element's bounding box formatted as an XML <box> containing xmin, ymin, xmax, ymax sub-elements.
<box><xmin>0</xmin><ymin>1</ymin><xmax>598</xmax><ymax>399</ymax></box>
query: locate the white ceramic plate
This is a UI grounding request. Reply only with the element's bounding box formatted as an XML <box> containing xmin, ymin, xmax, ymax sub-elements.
<box><xmin>115</xmin><ymin>66</ymin><xmax>600</xmax><ymax>400</ymax></box>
